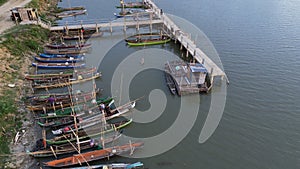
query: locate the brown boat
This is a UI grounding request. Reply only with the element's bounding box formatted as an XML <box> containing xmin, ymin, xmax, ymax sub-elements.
<box><xmin>28</xmin><ymin>132</ymin><xmax>122</xmax><ymax>158</ymax></box>
<box><xmin>44</xmin><ymin>142</ymin><xmax>144</xmax><ymax>168</ymax></box>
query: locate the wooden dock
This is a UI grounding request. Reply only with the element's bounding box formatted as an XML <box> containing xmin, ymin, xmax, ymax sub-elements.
<box><xmin>32</xmin><ymin>0</ymin><xmax>228</xmax><ymax>89</ymax></box>
<box><xmin>143</xmin><ymin>0</ymin><xmax>228</xmax><ymax>87</ymax></box>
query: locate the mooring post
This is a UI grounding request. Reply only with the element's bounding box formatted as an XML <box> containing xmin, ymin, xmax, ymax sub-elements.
<box><xmin>96</xmin><ymin>23</ymin><xmax>99</xmax><ymax>33</ymax></box>
<box><xmin>136</xmin><ymin>14</ymin><xmax>140</xmax><ymax>31</ymax></box>
<box><xmin>180</xmin><ymin>36</ymin><xmax>183</xmax><ymax>50</ymax></box>
<box><xmin>123</xmin><ymin>16</ymin><xmax>127</xmax><ymax>32</ymax></box>
<box><xmin>110</xmin><ymin>21</ymin><xmax>113</xmax><ymax>33</ymax></box>
<box><xmin>186</xmin><ymin>43</ymin><xmax>189</xmax><ymax>57</ymax></box>
<box><xmin>149</xmin><ymin>12</ymin><xmax>153</xmax><ymax>33</ymax></box>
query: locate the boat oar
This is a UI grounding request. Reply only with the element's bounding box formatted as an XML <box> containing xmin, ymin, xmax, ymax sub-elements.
<box><xmin>50</xmin><ymin>146</ymin><xmax>57</xmax><ymax>158</ymax></box>
<box><xmin>62</xmin><ymin>134</ymin><xmax>91</xmax><ymax>167</ymax></box>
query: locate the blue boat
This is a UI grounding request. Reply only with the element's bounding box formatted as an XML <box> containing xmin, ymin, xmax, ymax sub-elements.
<box><xmin>68</xmin><ymin>162</ymin><xmax>144</xmax><ymax>169</ymax></box>
<box><xmin>32</xmin><ymin>62</ymin><xmax>85</xmax><ymax>69</ymax></box>
<box><xmin>39</xmin><ymin>53</ymin><xmax>83</xmax><ymax>58</ymax></box>
<box><xmin>34</xmin><ymin>56</ymin><xmax>85</xmax><ymax>63</ymax></box>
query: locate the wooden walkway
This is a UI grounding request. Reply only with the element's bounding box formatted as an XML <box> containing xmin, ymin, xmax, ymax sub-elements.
<box><xmin>144</xmin><ymin>0</ymin><xmax>228</xmax><ymax>84</ymax></box>
<box><xmin>35</xmin><ymin>0</ymin><xmax>228</xmax><ymax>85</ymax></box>
<box><xmin>49</xmin><ymin>12</ymin><xmax>163</xmax><ymax>31</ymax></box>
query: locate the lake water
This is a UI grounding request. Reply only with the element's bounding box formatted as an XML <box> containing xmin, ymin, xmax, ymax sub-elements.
<box><xmin>37</xmin><ymin>0</ymin><xmax>300</xmax><ymax>168</ymax></box>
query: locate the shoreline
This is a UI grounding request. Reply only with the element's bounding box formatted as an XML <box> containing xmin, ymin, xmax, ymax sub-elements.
<box><xmin>0</xmin><ymin>0</ymin><xmax>59</xmax><ymax>168</ymax></box>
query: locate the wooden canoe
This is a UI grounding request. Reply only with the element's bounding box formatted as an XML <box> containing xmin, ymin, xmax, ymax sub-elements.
<box><xmin>39</xmin><ymin>53</ymin><xmax>84</xmax><ymax>58</ymax></box>
<box><xmin>46</xmin><ymin>119</ymin><xmax>133</xmax><ymax>145</ymax></box>
<box><xmin>37</xmin><ymin>97</ymin><xmax>113</xmax><ymax>118</ymax></box>
<box><xmin>32</xmin><ymin>72</ymin><xmax>101</xmax><ymax>89</ymax></box>
<box><xmin>27</xmin><ymin>132</ymin><xmax>122</xmax><ymax>158</ymax></box>
<box><xmin>68</xmin><ymin>162</ymin><xmax>144</xmax><ymax>169</ymax></box>
<box><xmin>45</xmin><ymin>43</ymin><xmax>91</xmax><ymax>49</ymax></box>
<box><xmin>55</xmin><ymin>9</ymin><xmax>87</xmax><ymax>18</ymax></box>
<box><xmin>32</xmin><ymin>62</ymin><xmax>86</xmax><ymax>69</ymax></box>
<box><xmin>34</xmin><ymin>55</ymin><xmax>85</xmax><ymax>63</ymax></box>
<box><xmin>44</xmin><ymin>47</ymin><xmax>90</xmax><ymax>55</ymax></box>
<box><xmin>25</xmin><ymin>67</ymin><xmax>97</xmax><ymax>81</ymax></box>
<box><xmin>44</xmin><ymin>142</ymin><xmax>144</xmax><ymax>168</ymax></box>
<box><xmin>125</xmin><ymin>34</ymin><xmax>171</xmax><ymax>46</ymax></box>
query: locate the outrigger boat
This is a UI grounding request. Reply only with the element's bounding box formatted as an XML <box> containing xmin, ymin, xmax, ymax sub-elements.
<box><xmin>28</xmin><ymin>89</ymin><xmax>99</xmax><ymax>105</ymax></box>
<box><xmin>31</xmin><ymin>72</ymin><xmax>101</xmax><ymax>89</ymax></box>
<box><xmin>68</xmin><ymin>162</ymin><xmax>144</xmax><ymax>169</ymax></box>
<box><xmin>51</xmin><ymin>101</ymin><xmax>136</xmax><ymax>135</ymax></box>
<box><xmin>62</xmin><ymin>31</ymin><xmax>103</xmax><ymax>40</ymax></box>
<box><xmin>44</xmin><ymin>142</ymin><xmax>144</xmax><ymax>168</ymax></box>
<box><xmin>39</xmin><ymin>53</ymin><xmax>84</xmax><ymax>58</ymax></box>
<box><xmin>37</xmin><ymin>100</ymin><xmax>135</xmax><ymax>128</ymax></box>
<box><xmin>27</xmin><ymin>132</ymin><xmax>122</xmax><ymax>158</ymax></box>
<box><xmin>25</xmin><ymin>67</ymin><xmax>97</xmax><ymax>81</ymax></box>
<box><xmin>44</xmin><ymin>47</ymin><xmax>90</xmax><ymax>55</ymax></box>
<box><xmin>125</xmin><ymin>33</ymin><xmax>171</xmax><ymax>46</ymax></box>
<box><xmin>33</xmin><ymin>97</ymin><xmax>113</xmax><ymax>114</ymax></box>
<box><xmin>55</xmin><ymin>9</ymin><xmax>87</xmax><ymax>18</ymax></box>
<box><xmin>34</xmin><ymin>55</ymin><xmax>85</xmax><ymax>63</ymax></box>
<box><xmin>116</xmin><ymin>1</ymin><xmax>149</xmax><ymax>9</ymax></box>
<box><xmin>46</xmin><ymin>119</ymin><xmax>133</xmax><ymax>145</ymax></box>
<box><xmin>45</xmin><ymin>43</ymin><xmax>91</xmax><ymax>49</ymax></box>
<box><xmin>32</xmin><ymin>62</ymin><xmax>86</xmax><ymax>69</ymax></box>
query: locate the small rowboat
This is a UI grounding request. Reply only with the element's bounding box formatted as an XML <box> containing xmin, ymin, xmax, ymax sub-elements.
<box><xmin>125</xmin><ymin>33</ymin><xmax>171</xmax><ymax>46</ymax></box>
<box><xmin>32</xmin><ymin>73</ymin><xmax>101</xmax><ymax>89</ymax></box>
<box><xmin>25</xmin><ymin>67</ymin><xmax>96</xmax><ymax>81</ymax></box>
<box><xmin>165</xmin><ymin>72</ymin><xmax>177</xmax><ymax>95</ymax></box>
<box><xmin>39</xmin><ymin>53</ymin><xmax>83</xmax><ymax>58</ymax></box>
<box><xmin>27</xmin><ymin>132</ymin><xmax>122</xmax><ymax>158</ymax></box>
<box><xmin>44</xmin><ymin>47</ymin><xmax>90</xmax><ymax>55</ymax></box>
<box><xmin>69</xmin><ymin>162</ymin><xmax>144</xmax><ymax>169</ymax></box>
<box><xmin>62</xmin><ymin>32</ymin><xmax>103</xmax><ymax>40</ymax></box>
<box><xmin>55</xmin><ymin>9</ymin><xmax>87</xmax><ymax>18</ymax></box>
<box><xmin>34</xmin><ymin>55</ymin><xmax>85</xmax><ymax>63</ymax></box>
<box><xmin>116</xmin><ymin>2</ymin><xmax>149</xmax><ymax>9</ymax></box>
<box><xmin>44</xmin><ymin>142</ymin><xmax>144</xmax><ymax>168</ymax></box>
<box><xmin>45</xmin><ymin>43</ymin><xmax>91</xmax><ymax>49</ymax></box>
<box><xmin>32</xmin><ymin>62</ymin><xmax>85</xmax><ymax>69</ymax></box>
<box><xmin>46</xmin><ymin>119</ymin><xmax>133</xmax><ymax>145</ymax></box>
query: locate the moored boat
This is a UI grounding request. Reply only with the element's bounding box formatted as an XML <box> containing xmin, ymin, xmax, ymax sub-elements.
<box><xmin>28</xmin><ymin>132</ymin><xmax>122</xmax><ymax>158</ymax></box>
<box><xmin>32</xmin><ymin>62</ymin><xmax>85</xmax><ymax>69</ymax></box>
<box><xmin>25</xmin><ymin>67</ymin><xmax>97</xmax><ymax>81</ymax></box>
<box><xmin>44</xmin><ymin>142</ymin><xmax>144</xmax><ymax>168</ymax></box>
<box><xmin>44</xmin><ymin>47</ymin><xmax>90</xmax><ymax>55</ymax></box>
<box><xmin>116</xmin><ymin>1</ymin><xmax>149</xmax><ymax>9</ymax></box>
<box><xmin>46</xmin><ymin>119</ymin><xmax>133</xmax><ymax>145</ymax></box>
<box><xmin>68</xmin><ymin>162</ymin><xmax>144</xmax><ymax>169</ymax></box>
<box><xmin>39</xmin><ymin>53</ymin><xmax>83</xmax><ymax>58</ymax></box>
<box><xmin>55</xmin><ymin>9</ymin><xmax>87</xmax><ymax>18</ymax></box>
<box><xmin>32</xmin><ymin>72</ymin><xmax>101</xmax><ymax>89</ymax></box>
<box><xmin>63</xmin><ymin>32</ymin><xmax>103</xmax><ymax>40</ymax></box>
<box><xmin>125</xmin><ymin>33</ymin><xmax>171</xmax><ymax>46</ymax></box>
<box><xmin>45</xmin><ymin>42</ymin><xmax>91</xmax><ymax>49</ymax></box>
<box><xmin>34</xmin><ymin>55</ymin><xmax>85</xmax><ymax>63</ymax></box>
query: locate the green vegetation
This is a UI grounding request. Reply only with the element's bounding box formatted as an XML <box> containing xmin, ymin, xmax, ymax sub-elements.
<box><xmin>0</xmin><ymin>0</ymin><xmax>8</xmax><ymax>6</ymax></box>
<box><xmin>1</xmin><ymin>25</ymin><xmax>50</xmax><ymax>56</ymax></box>
<box><xmin>0</xmin><ymin>90</ymin><xmax>18</xmax><ymax>165</ymax></box>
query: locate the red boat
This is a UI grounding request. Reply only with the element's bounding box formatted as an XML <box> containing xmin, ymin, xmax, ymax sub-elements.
<box><xmin>44</xmin><ymin>142</ymin><xmax>144</xmax><ymax>168</ymax></box>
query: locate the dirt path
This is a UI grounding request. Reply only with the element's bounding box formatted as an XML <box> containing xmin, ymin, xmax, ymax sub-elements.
<box><xmin>0</xmin><ymin>0</ymin><xmax>32</xmax><ymax>34</ymax></box>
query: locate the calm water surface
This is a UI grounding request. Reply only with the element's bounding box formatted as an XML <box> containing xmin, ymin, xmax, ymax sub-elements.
<box><xmin>37</xmin><ymin>0</ymin><xmax>300</xmax><ymax>168</ymax></box>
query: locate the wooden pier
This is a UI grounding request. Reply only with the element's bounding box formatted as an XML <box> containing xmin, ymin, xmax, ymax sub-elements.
<box><xmin>32</xmin><ymin>0</ymin><xmax>228</xmax><ymax>90</ymax></box>
<box><xmin>143</xmin><ymin>0</ymin><xmax>228</xmax><ymax>88</ymax></box>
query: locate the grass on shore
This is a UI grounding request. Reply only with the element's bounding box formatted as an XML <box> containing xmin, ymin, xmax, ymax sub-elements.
<box><xmin>0</xmin><ymin>0</ymin><xmax>8</xmax><ymax>6</ymax></box>
<box><xmin>0</xmin><ymin>89</ymin><xmax>19</xmax><ymax>165</ymax></box>
<box><xmin>0</xmin><ymin>24</ymin><xmax>50</xmax><ymax>166</ymax></box>
<box><xmin>1</xmin><ymin>25</ymin><xmax>50</xmax><ymax>56</ymax></box>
